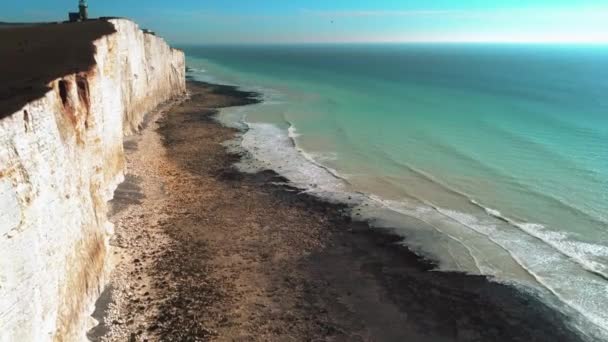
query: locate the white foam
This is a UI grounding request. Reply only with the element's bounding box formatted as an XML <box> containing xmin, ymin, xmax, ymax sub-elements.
<box><xmin>287</xmin><ymin>125</ymin><xmax>301</xmax><ymax>138</ymax></box>
<box><xmin>514</xmin><ymin>222</ymin><xmax>608</xmax><ymax>279</ymax></box>
<box><xmin>469</xmin><ymin>200</ymin><xmax>608</xmax><ymax>280</ymax></box>
<box><xmin>433</xmin><ymin>207</ymin><xmax>608</xmax><ymax>341</ymax></box>
<box><xmin>239</xmin><ymin>122</ymin><xmax>347</xmax><ymax>193</ymax></box>
<box><xmin>187</xmin><ymin>67</ymin><xmax>207</xmax><ymax>73</ymax></box>
<box><xmin>221</xmin><ymin>105</ymin><xmax>608</xmax><ymax>342</ymax></box>
<box><xmin>471</xmin><ymin>199</ymin><xmax>503</xmax><ymax>217</ymax></box>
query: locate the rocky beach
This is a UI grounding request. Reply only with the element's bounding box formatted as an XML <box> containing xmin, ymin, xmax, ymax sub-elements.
<box><xmin>94</xmin><ymin>80</ymin><xmax>583</xmax><ymax>341</ymax></box>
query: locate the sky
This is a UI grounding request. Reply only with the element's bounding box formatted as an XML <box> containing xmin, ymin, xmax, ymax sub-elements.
<box><xmin>2</xmin><ymin>0</ymin><xmax>608</xmax><ymax>44</ymax></box>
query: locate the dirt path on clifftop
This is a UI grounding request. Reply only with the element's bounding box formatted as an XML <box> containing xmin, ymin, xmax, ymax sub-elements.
<box><xmin>94</xmin><ymin>81</ymin><xmax>584</xmax><ymax>342</ymax></box>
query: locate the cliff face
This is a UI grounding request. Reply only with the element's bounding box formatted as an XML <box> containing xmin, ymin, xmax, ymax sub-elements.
<box><xmin>0</xmin><ymin>19</ymin><xmax>185</xmax><ymax>341</ymax></box>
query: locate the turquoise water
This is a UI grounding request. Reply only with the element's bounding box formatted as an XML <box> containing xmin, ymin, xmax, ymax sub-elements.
<box><xmin>183</xmin><ymin>44</ymin><xmax>608</xmax><ymax>340</ymax></box>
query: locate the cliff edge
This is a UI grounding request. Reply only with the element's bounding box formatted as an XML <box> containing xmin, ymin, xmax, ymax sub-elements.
<box><xmin>0</xmin><ymin>19</ymin><xmax>186</xmax><ymax>341</ymax></box>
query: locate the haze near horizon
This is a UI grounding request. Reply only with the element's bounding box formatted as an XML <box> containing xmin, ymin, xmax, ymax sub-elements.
<box><xmin>2</xmin><ymin>0</ymin><xmax>608</xmax><ymax>44</ymax></box>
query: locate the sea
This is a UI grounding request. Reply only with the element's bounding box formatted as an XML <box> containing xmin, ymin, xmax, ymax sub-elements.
<box><xmin>182</xmin><ymin>44</ymin><xmax>608</xmax><ymax>341</ymax></box>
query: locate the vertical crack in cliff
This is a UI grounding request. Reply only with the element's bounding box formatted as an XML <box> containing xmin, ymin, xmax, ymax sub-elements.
<box><xmin>76</xmin><ymin>75</ymin><xmax>91</xmax><ymax>130</ymax></box>
<box><xmin>56</xmin><ymin>77</ymin><xmax>86</xmax><ymax>146</ymax></box>
<box><xmin>23</xmin><ymin>110</ymin><xmax>30</xmax><ymax>132</ymax></box>
<box><xmin>58</xmin><ymin>80</ymin><xmax>70</xmax><ymax>108</ymax></box>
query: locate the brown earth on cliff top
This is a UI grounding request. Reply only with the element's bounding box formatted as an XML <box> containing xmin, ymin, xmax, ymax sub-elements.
<box><xmin>0</xmin><ymin>20</ymin><xmax>115</xmax><ymax>119</ymax></box>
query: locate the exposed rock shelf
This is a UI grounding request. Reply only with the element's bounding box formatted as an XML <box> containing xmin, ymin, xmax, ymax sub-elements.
<box><xmin>0</xmin><ymin>19</ymin><xmax>185</xmax><ymax>341</ymax></box>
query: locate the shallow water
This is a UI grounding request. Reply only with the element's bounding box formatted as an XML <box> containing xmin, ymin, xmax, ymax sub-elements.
<box><xmin>183</xmin><ymin>44</ymin><xmax>608</xmax><ymax>340</ymax></box>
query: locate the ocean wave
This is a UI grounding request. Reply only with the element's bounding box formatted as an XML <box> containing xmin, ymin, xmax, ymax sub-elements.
<box><xmin>478</xmin><ymin>120</ymin><xmax>608</xmax><ymax>223</ymax></box>
<box><xmin>382</xmin><ymin>144</ymin><xmax>608</xmax><ymax>284</ymax></box>
<box><xmin>364</xmin><ymin>191</ymin><xmax>608</xmax><ymax>340</ymax></box>
<box><xmin>468</xmin><ymin>199</ymin><xmax>608</xmax><ymax>281</ymax></box>
<box><xmin>239</xmin><ymin>121</ymin><xmax>349</xmax><ymax>193</ymax></box>
<box><xmin>364</xmin><ymin>194</ymin><xmax>506</xmax><ymax>276</ymax></box>
<box><xmin>471</xmin><ymin>199</ymin><xmax>504</xmax><ymax>219</ymax></box>
<box><xmin>514</xmin><ymin>222</ymin><xmax>608</xmax><ymax>279</ymax></box>
<box><xmin>422</xmin><ymin>136</ymin><xmax>608</xmax><ymax>228</ymax></box>
<box><xmin>481</xmin><ymin>118</ymin><xmax>606</xmax><ymax>182</ymax></box>
<box><xmin>244</xmin><ymin>117</ymin><xmax>608</xmax><ymax>282</ymax></box>
<box><xmin>431</xmin><ymin>206</ymin><xmax>608</xmax><ymax>340</ymax></box>
<box><xmin>287</xmin><ymin>124</ymin><xmax>301</xmax><ymax>138</ymax></box>
<box><xmin>187</xmin><ymin>67</ymin><xmax>207</xmax><ymax>73</ymax></box>
<box><xmin>283</xmin><ymin>121</ymin><xmax>350</xmax><ymax>185</ymax></box>
<box><xmin>227</xmin><ymin>112</ymin><xmax>608</xmax><ymax>341</ymax></box>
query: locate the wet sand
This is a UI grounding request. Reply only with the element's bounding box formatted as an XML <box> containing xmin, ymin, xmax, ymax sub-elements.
<box><xmin>96</xmin><ymin>81</ymin><xmax>584</xmax><ymax>341</ymax></box>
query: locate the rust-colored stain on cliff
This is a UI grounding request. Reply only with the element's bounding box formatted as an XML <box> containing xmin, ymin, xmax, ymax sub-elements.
<box><xmin>54</xmin><ymin>232</ymin><xmax>107</xmax><ymax>342</ymax></box>
<box><xmin>58</xmin><ymin>79</ymin><xmax>78</xmax><ymax>126</ymax></box>
<box><xmin>76</xmin><ymin>74</ymin><xmax>92</xmax><ymax>129</ymax></box>
<box><xmin>0</xmin><ymin>20</ymin><xmax>116</xmax><ymax>119</ymax></box>
<box><xmin>54</xmin><ymin>73</ymin><xmax>94</xmax><ymax>146</ymax></box>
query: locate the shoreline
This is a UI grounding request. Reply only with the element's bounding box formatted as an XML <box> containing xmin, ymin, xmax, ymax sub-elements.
<box><xmin>96</xmin><ymin>80</ymin><xmax>585</xmax><ymax>341</ymax></box>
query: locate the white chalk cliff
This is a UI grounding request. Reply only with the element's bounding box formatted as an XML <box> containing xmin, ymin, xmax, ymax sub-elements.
<box><xmin>0</xmin><ymin>19</ymin><xmax>185</xmax><ymax>341</ymax></box>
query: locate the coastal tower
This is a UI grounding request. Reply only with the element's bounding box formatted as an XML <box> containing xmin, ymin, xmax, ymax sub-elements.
<box><xmin>68</xmin><ymin>0</ymin><xmax>89</xmax><ymax>22</ymax></box>
<box><xmin>79</xmin><ymin>0</ymin><xmax>88</xmax><ymax>20</ymax></box>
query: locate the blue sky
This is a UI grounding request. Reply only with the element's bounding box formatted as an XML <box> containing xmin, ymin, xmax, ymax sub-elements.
<box><xmin>2</xmin><ymin>0</ymin><xmax>608</xmax><ymax>44</ymax></box>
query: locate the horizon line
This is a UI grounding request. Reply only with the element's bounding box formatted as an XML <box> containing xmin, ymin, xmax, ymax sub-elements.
<box><xmin>175</xmin><ymin>40</ymin><xmax>608</xmax><ymax>46</ymax></box>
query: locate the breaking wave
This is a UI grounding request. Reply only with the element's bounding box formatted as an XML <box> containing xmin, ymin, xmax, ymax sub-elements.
<box><xmin>227</xmin><ymin>113</ymin><xmax>608</xmax><ymax>342</ymax></box>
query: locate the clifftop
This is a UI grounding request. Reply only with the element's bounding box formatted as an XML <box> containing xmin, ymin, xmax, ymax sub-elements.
<box><xmin>0</xmin><ymin>20</ymin><xmax>116</xmax><ymax>119</ymax></box>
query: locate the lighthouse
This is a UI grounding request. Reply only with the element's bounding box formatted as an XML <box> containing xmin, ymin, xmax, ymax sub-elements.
<box><xmin>69</xmin><ymin>0</ymin><xmax>88</xmax><ymax>22</ymax></box>
<box><xmin>79</xmin><ymin>0</ymin><xmax>88</xmax><ymax>20</ymax></box>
